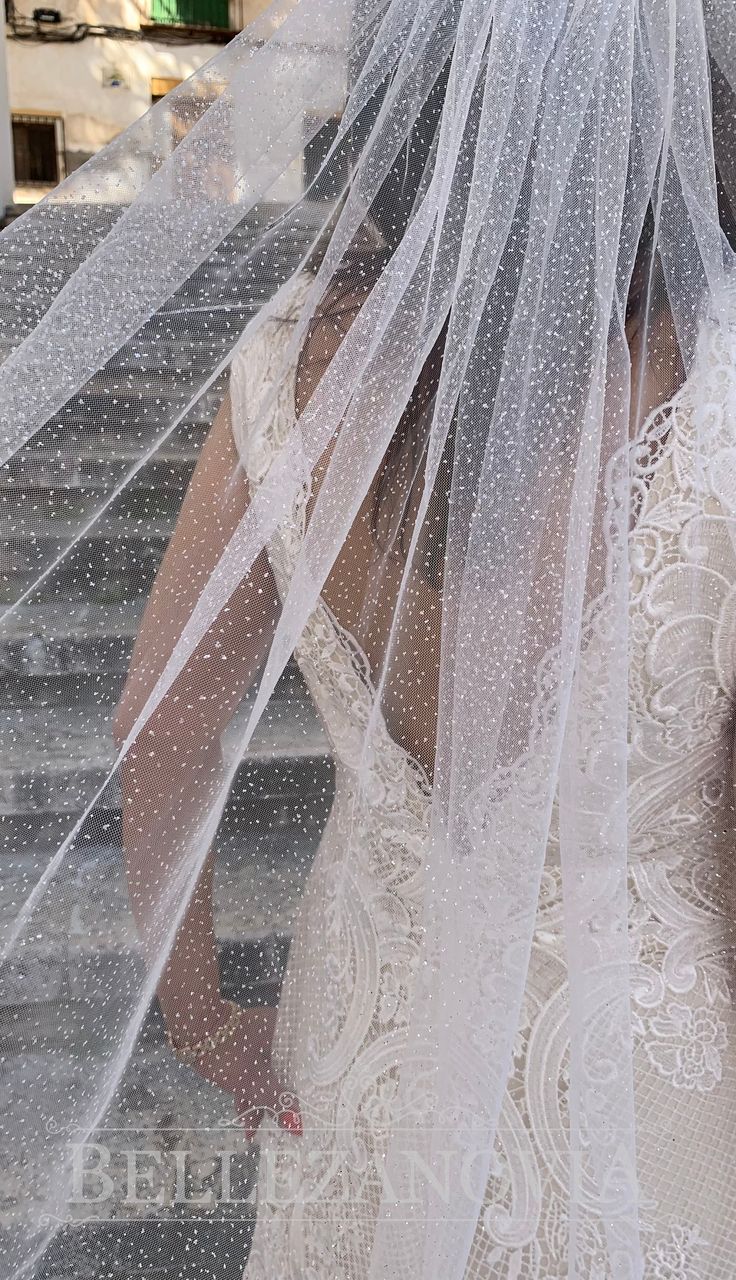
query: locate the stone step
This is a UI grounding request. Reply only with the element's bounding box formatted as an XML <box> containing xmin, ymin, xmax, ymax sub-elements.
<box><xmin>0</xmin><ymin>607</ymin><xmax>312</xmax><ymax>700</ymax></box>
<box><xmin>10</xmin><ymin>383</ymin><xmax>222</xmax><ymax>448</ymax></box>
<box><xmin>0</xmin><ymin>933</ymin><xmax>293</xmax><ymax>1030</ymax></box>
<box><xmin>1</xmin><ymin>548</ymin><xmax>171</xmax><ymax>607</ymax></box>
<box><xmin>0</xmin><ymin>829</ymin><xmax>308</xmax><ymax>1002</ymax></box>
<box><xmin>0</xmin><ymin>679</ymin><xmax>329</xmax><ymax>816</ymax></box>
<box><xmin>0</xmin><ymin>211</ymin><xmax>329</xmax><ymax>1271</ymax></box>
<box><xmin>80</xmin><ymin>325</ymin><xmax>247</xmax><ymax>377</ymax></box>
<box><xmin>68</xmin><ymin>367</ymin><xmax>226</xmax><ymax>406</ymax></box>
<box><xmin>2</xmin><ymin>520</ymin><xmax>172</xmax><ymax>596</ymax></box>
<box><xmin>0</xmin><ymin>601</ymin><xmax>312</xmax><ymax>706</ymax></box>
<box><xmin>105</xmin><ymin>331</ymin><xmax>249</xmax><ymax>364</ymax></box>
<box><xmin>1</xmin><ymin>601</ymin><xmax>142</xmax><ymax>679</ymax></box>
<box><xmin>0</xmin><ymin>833</ymin><xmax>318</xmax><ymax>1053</ymax></box>
<box><xmin>1</xmin><ymin>506</ymin><xmax>178</xmax><ymax>541</ymax></box>
<box><xmin>0</xmin><ymin>745</ymin><xmax>333</xmax><ymax>858</ymax></box>
<box><xmin>31</xmin><ymin>1219</ymin><xmax>256</xmax><ymax>1280</ymax></box>
<box><xmin>1</xmin><ymin>484</ymin><xmax>190</xmax><ymax>531</ymax></box>
<box><xmin>0</xmin><ymin>423</ymin><xmax>208</xmax><ymax>500</ymax></box>
<box><xmin>5</xmin><ymin>417</ymin><xmax>209</xmax><ymax>459</ymax></box>
<box><xmin>22</xmin><ymin>402</ymin><xmax>217</xmax><ymax>448</ymax></box>
<box><xmin>0</xmin><ymin>455</ymin><xmax>198</xmax><ymax>495</ymax></box>
<box><xmin>2</xmin><ymin>1019</ymin><xmax>263</xmax><ymax>1271</ymax></box>
<box><xmin>0</xmin><ymin>824</ymin><xmax>309</xmax><ymax>995</ymax></box>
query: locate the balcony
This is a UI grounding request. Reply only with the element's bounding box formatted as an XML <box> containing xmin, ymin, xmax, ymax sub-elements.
<box><xmin>151</xmin><ymin>0</ymin><xmax>227</xmax><ymax>27</ymax></box>
<box><xmin>143</xmin><ymin>0</ymin><xmax>252</xmax><ymax>40</ymax></box>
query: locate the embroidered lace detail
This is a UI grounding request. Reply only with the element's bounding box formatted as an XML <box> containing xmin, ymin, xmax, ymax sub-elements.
<box><xmin>233</xmin><ymin>281</ymin><xmax>736</xmax><ymax>1277</ymax></box>
<box><xmin>643</xmin><ymin>1223</ymin><xmax>708</xmax><ymax>1279</ymax></box>
<box><xmin>625</xmin><ymin>307</ymin><xmax>736</xmax><ymax>1114</ymax></box>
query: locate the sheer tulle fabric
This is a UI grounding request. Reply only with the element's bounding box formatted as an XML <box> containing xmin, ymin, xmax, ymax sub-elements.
<box><xmin>1</xmin><ymin>0</ymin><xmax>736</xmax><ymax>1277</ymax></box>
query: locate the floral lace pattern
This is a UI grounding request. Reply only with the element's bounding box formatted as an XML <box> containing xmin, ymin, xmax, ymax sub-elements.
<box><xmin>231</xmin><ymin>281</ymin><xmax>736</xmax><ymax>1278</ymax></box>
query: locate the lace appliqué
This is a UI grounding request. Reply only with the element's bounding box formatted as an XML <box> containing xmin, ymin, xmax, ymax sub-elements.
<box><xmin>627</xmin><ymin>313</ymin><xmax>736</xmax><ymax>1109</ymax></box>
<box><xmin>233</xmin><ymin>283</ymin><xmax>736</xmax><ymax>1278</ymax></box>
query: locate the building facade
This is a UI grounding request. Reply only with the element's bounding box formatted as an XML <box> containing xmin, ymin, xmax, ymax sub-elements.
<box><xmin>5</xmin><ymin>0</ymin><xmax>278</xmax><ymax>201</ymax></box>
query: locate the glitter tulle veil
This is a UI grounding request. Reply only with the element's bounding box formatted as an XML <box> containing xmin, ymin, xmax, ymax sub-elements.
<box><xmin>2</xmin><ymin>0</ymin><xmax>736</xmax><ymax>1276</ymax></box>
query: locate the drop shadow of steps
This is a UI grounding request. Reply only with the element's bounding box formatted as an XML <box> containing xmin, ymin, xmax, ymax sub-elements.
<box><xmin>0</xmin><ymin>932</ymin><xmax>291</xmax><ymax>1051</ymax></box>
<box><xmin>35</xmin><ymin>1218</ymin><xmax>255</xmax><ymax>1280</ymax></box>
<box><xmin>21</xmin><ymin>941</ymin><xmax>286</xmax><ymax>1280</ymax></box>
<box><xmin>7</xmin><ymin>934</ymin><xmax>292</xmax><ymax>1280</ymax></box>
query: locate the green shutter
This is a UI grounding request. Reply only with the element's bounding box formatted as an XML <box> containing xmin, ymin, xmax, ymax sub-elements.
<box><xmin>150</xmin><ymin>0</ymin><xmax>229</xmax><ymax>28</ymax></box>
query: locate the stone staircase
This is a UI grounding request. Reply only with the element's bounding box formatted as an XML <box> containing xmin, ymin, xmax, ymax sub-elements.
<box><xmin>0</xmin><ymin>206</ymin><xmax>334</xmax><ymax>1276</ymax></box>
<box><xmin>1</xmin><ymin>204</ymin><xmax>32</xmax><ymax>230</ymax></box>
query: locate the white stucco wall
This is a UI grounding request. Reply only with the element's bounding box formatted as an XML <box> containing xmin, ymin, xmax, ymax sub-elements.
<box><xmin>0</xmin><ymin>23</ymin><xmax>14</xmax><ymax>204</ymax></box>
<box><xmin>6</xmin><ymin>0</ymin><xmax>277</xmax><ymax>160</ymax></box>
<box><xmin>5</xmin><ymin>0</ymin><xmax>346</xmax><ymax>205</ymax></box>
<box><xmin>14</xmin><ymin>38</ymin><xmax>222</xmax><ymax>157</ymax></box>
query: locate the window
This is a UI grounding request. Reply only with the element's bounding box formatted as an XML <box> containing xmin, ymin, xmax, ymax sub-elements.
<box><xmin>150</xmin><ymin>0</ymin><xmax>229</xmax><ymax>29</ymax></box>
<box><xmin>151</xmin><ymin>77</ymin><xmax>182</xmax><ymax>105</ymax></box>
<box><xmin>149</xmin><ymin>79</ymin><xmax>223</xmax><ymax>152</ymax></box>
<box><xmin>12</xmin><ymin>114</ymin><xmax>65</xmax><ymax>186</ymax></box>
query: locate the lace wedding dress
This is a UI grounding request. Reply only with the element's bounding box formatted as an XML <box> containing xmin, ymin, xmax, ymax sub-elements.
<box><xmin>230</xmin><ymin>277</ymin><xmax>736</xmax><ymax>1279</ymax></box>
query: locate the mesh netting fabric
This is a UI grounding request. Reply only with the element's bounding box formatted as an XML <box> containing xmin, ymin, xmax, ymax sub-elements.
<box><xmin>2</xmin><ymin>0</ymin><xmax>736</xmax><ymax>1277</ymax></box>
